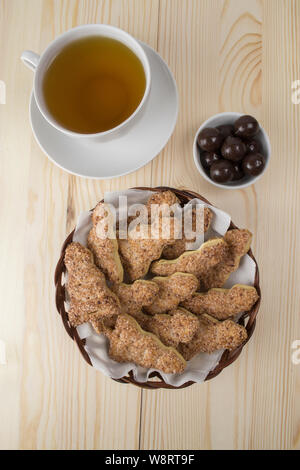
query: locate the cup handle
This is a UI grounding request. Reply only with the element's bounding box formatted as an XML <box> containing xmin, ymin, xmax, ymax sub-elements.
<box><xmin>21</xmin><ymin>50</ymin><xmax>40</xmax><ymax>72</ymax></box>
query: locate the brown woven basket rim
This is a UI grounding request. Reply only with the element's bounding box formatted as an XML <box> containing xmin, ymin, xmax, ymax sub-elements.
<box><xmin>54</xmin><ymin>186</ymin><xmax>261</xmax><ymax>390</ymax></box>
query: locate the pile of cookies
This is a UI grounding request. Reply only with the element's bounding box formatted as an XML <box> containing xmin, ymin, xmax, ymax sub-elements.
<box><xmin>64</xmin><ymin>191</ymin><xmax>259</xmax><ymax>375</ymax></box>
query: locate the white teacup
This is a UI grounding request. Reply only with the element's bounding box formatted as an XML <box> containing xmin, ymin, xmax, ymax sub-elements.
<box><xmin>21</xmin><ymin>24</ymin><xmax>151</xmax><ymax>140</ymax></box>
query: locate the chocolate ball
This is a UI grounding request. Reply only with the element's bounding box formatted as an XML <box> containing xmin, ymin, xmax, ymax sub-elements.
<box><xmin>197</xmin><ymin>127</ymin><xmax>223</xmax><ymax>151</ymax></box>
<box><xmin>242</xmin><ymin>153</ymin><xmax>265</xmax><ymax>176</ymax></box>
<box><xmin>216</xmin><ymin>124</ymin><xmax>234</xmax><ymax>139</ymax></box>
<box><xmin>246</xmin><ymin>139</ymin><xmax>261</xmax><ymax>154</ymax></box>
<box><xmin>210</xmin><ymin>159</ymin><xmax>234</xmax><ymax>183</ymax></box>
<box><xmin>232</xmin><ymin>163</ymin><xmax>244</xmax><ymax>181</ymax></box>
<box><xmin>234</xmin><ymin>115</ymin><xmax>259</xmax><ymax>137</ymax></box>
<box><xmin>200</xmin><ymin>151</ymin><xmax>220</xmax><ymax>169</ymax></box>
<box><xmin>221</xmin><ymin>136</ymin><xmax>247</xmax><ymax>161</ymax></box>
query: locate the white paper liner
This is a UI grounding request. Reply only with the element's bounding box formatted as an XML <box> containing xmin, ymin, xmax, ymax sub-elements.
<box><xmin>71</xmin><ymin>189</ymin><xmax>256</xmax><ymax>386</ymax></box>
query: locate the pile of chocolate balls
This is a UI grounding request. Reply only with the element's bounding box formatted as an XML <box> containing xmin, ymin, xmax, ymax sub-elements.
<box><xmin>197</xmin><ymin>115</ymin><xmax>266</xmax><ymax>184</ymax></box>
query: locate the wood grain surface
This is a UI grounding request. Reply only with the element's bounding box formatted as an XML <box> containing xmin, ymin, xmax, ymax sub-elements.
<box><xmin>0</xmin><ymin>0</ymin><xmax>299</xmax><ymax>450</ymax></box>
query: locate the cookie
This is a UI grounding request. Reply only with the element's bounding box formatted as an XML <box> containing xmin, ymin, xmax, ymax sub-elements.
<box><xmin>162</xmin><ymin>207</ymin><xmax>213</xmax><ymax>259</ymax></box>
<box><xmin>143</xmin><ymin>307</ymin><xmax>200</xmax><ymax>348</ymax></box>
<box><xmin>112</xmin><ymin>280</ymin><xmax>159</xmax><ymax>315</ymax></box>
<box><xmin>104</xmin><ymin>314</ymin><xmax>186</xmax><ymax>374</ymax></box>
<box><xmin>126</xmin><ymin>190</ymin><xmax>180</xmax><ymax>230</ymax></box>
<box><xmin>179</xmin><ymin>314</ymin><xmax>247</xmax><ymax>360</ymax></box>
<box><xmin>201</xmin><ymin>229</ymin><xmax>252</xmax><ymax>290</ymax></box>
<box><xmin>64</xmin><ymin>241</ymin><xmax>94</xmax><ymax>277</ymax></box>
<box><xmin>65</xmin><ymin>242</ymin><xmax>122</xmax><ymax>327</ymax></box>
<box><xmin>151</xmin><ymin>238</ymin><xmax>228</xmax><ymax>278</ymax></box>
<box><xmin>145</xmin><ymin>272</ymin><xmax>199</xmax><ymax>315</ymax></box>
<box><xmin>87</xmin><ymin>202</ymin><xmax>123</xmax><ymax>283</ymax></box>
<box><xmin>91</xmin><ymin>315</ymin><xmax>119</xmax><ymax>334</ymax></box>
<box><xmin>146</xmin><ymin>190</ymin><xmax>180</xmax><ymax>215</ymax></box>
<box><xmin>118</xmin><ymin>215</ymin><xmax>181</xmax><ymax>281</ymax></box>
<box><xmin>182</xmin><ymin>284</ymin><xmax>259</xmax><ymax>319</ymax></box>
<box><xmin>92</xmin><ymin>307</ymin><xmax>199</xmax><ymax>349</ymax></box>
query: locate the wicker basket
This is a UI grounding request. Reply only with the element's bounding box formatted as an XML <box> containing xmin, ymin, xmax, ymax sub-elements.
<box><xmin>54</xmin><ymin>186</ymin><xmax>261</xmax><ymax>389</ymax></box>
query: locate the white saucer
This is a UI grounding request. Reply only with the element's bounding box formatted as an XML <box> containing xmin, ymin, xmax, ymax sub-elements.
<box><xmin>30</xmin><ymin>42</ymin><xmax>178</xmax><ymax>179</ymax></box>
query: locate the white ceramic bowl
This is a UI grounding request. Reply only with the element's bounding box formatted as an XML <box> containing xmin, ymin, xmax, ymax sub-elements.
<box><xmin>193</xmin><ymin>112</ymin><xmax>271</xmax><ymax>189</ymax></box>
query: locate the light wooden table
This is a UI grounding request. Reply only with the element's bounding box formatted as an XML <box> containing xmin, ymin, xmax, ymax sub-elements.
<box><xmin>0</xmin><ymin>0</ymin><xmax>299</xmax><ymax>450</ymax></box>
